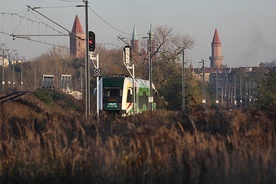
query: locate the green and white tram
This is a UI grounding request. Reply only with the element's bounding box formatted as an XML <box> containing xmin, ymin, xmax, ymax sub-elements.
<box><xmin>99</xmin><ymin>76</ymin><xmax>156</xmax><ymax>115</ymax></box>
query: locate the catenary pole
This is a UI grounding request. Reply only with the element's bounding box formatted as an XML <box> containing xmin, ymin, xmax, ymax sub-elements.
<box><xmin>2</xmin><ymin>50</ymin><xmax>5</xmax><ymax>93</ymax></box>
<box><xmin>182</xmin><ymin>49</ymin><xmax>185</xmax><ymax>112</ymax></box>
<box><xmin>96</xmin><ymin>54</ymin><xmax>99</xmax><ymax>120</ymax></box>
<box><xmin>202</xmin><ymin>60</ymin><xmax>206</xmax><ymax>110</ymax></box>
<box><xmin>84</xmin><ymin>0</ymin><xmax>90</xmax><ymax>117</ymax></box>
<box><xmin>148</xmin><ymin>26</ymin><xmax>152</xmax><ymax>111</ymax></box>
<box><xmin>2</xmin><ymin>50</ymin><xmax>4</xmax><ymax>93</ymax></box>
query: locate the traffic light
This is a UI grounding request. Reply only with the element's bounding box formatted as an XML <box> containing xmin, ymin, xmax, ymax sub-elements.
<box><xmin>88</xmin><ymin>31</ymin><xmax>95</xmax><ymax>51</ymax></box>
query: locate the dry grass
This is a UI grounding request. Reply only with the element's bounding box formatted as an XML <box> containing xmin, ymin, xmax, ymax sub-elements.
<box><xmin>0</xmin><ymin>95</ymin><xmax>275</xmax><ymax>183</ymax></box>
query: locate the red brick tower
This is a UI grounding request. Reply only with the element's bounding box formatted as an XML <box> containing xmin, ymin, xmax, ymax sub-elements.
<box><xmin>70</xmin><ymin>15</ymin><xmax>85</xmax><ymax>58</ymax></box>
<box><xmin>209</xmin><ymin>28</ymin><xmax>223</xmax><ymax>68</ymax></box>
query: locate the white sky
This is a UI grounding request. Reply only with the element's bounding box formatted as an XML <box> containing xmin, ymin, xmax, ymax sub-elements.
<box><xmin>1</xmin><ymin>0</ymin><xmax>275</xmax><ymax>67</ymax></box>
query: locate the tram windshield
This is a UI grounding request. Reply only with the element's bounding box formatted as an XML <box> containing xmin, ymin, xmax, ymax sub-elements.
<box><xmin>103</xmin><ymin>88</ymin><xmax>123</xmax><ymax>97</ymax></box>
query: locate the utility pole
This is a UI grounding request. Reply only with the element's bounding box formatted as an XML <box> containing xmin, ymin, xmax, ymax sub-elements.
<box><xmin>132</xmin><ymin>64</ymin><xmax>135</xmax><ymax>114</ymax></box>
<box><xmin>34</xmin><ymin>60</ymin><xmax>37</xmax><ymax>89</ymax></box>
<box><xmin>5</xmin><ymin>50</ymin><xmax>16</xmax><ymax>90</ymax></box>
<box><xmin>97</xmin><ymin>55</ymin><xmax>99</xmax><ymax>120</ymax></box>
<box><xmin>2</xmin><ymin>50</ymin><xmax>4</xmax><ymax>93</ymax></box>
<box><xmin>80</xmin><ymin>67</ymin><xmax>83</xmax><ymax>91</ymax></box>
<box><xmin>201</xmin><ymin>60</ymin><xmax>206</xmax><ymax>110</ymax></box>
<box><xmin>239</xmin><ymin>76</ymin><xmax>242</xmax><ymax>107</ymax></box>
<box><xmin>234</xmin><ymin>75</ymin><xmax>237</xmax><ymax>108</ymax></box>
<box><xmin>182</xmin><ymin>49</ymin><xmax>185</xmax><ymax>112</ymax></box>
<box><xmin>148</xmin><ymin>25</ymin><xmax>153</xmax><ymax>111</ymax></box>
<box><xmin>0</xmin><ymin>49</ymin><xmax>10</xmax><ymax>93</ymax></box>
<box><xmin>244</xmin><ymin>79</ymin><xmax>247</xmax><ymax>106</ymax></box>
<box><xmin>84</xmin><ymin>0</ymin><xmax>90</xmax><ymax>117</ymax></box>
<box><xmin>13</xmin><ymin>54</ymin><xmax>17</xmax><ymax>89</ymax></box>
<box><xmin>20</xmin><ymin>57</ymin><xmax>24</xmax><ymax>91</ymax></box>
<box><xmin>215</xmin><ymin>68</ymin><xmax>219</xmax><ymax>106</ymax></box>
<box><xmin>227</xmin><ymin>75</ymin><xmax>230</xmax><ymax>110</ymax></box>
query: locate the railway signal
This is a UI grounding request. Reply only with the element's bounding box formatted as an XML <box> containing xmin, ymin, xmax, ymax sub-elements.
<box><xmin>88</xmin><ymin>31</ymin><xmax>95</xmax><ymax>51</ymax></box>
<box><xmin>123</xmin><ymin>46</ymin><xmax>131</xmax><ymax>65</ymax></box>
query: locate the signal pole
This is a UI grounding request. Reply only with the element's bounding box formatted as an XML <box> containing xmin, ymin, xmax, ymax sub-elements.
<box><xmin>123</xmin><ymin>46</ymin><xmax>135</xmax><ymax>114</ymax></box>
<box><xmin>84</xmin><ymin>0</ymin><xmax>90</xmax><ymax>117</ymax></box>
<box><xmin>148</xmin><ymin>25</ymin><xmax>153</xmax><ymax>111</ymax></box>
<box><xmin>182</xmin><ymin>49</ymin><xmax>185</xmax><ymax>112</ymax></box>
<box><xmin>21</xmin><ymin>57</ymin><xmax>24</xmax><ymax>91</ymax></box>
<box><xmin>90</xmin><ymin>53</ymin><xmax>99</xmax><ymax>121</ymax></box>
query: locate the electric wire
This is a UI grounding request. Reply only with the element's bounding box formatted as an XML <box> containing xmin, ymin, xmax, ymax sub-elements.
<box><xmin>31</xmin><ymin>6</ymin><xmax>78</xmax><ymax>9</ymax></box>
<box><xmin>88</xmin><ymin>6</ymin><xmax>148</xmax><ymax>38</ymax></box>
<box><xmin>0</xmin><ymin>11</ymin><xmax>67</xmax><ymax>37</ymax></box>
<box><xmin>1</xmin><ymin>4</ymin><xmax>151</xmax><ymax>54</ymax></box>
<box><xmin>88</xmin><ymin>6</ymin><xmax>131</xmax><ymax>36</ymax></box>
<box><xmin>12</xmin><ymin>11</ymin><xmax>28</xmax><ymax>35</ymax></box>
<box><xmin>0</xmin><ymin>11</ymin><xmax>70</xmax><ymax>50</ymax></box>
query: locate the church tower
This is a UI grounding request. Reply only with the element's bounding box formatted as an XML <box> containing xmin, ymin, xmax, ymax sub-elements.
<box><xmin>131</xmin><ymin>24</ymin><xmax>139</xmax><ymax>52</ymax></box>
<box><xmin>209</xmin><ymin>28</ymin><xmax>223</xmax><ymax>68</ymax></box>
<box><xmin>70</xmin><ymin>15</ymin><xmax>85</xmax><ymax>58</ymax></box>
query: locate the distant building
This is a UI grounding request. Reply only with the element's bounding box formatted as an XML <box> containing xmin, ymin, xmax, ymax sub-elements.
<box><xmin>0</xmin><ymin>55</ymin><xmax>23</xmax><ymax>66</ymax></box>
<box><xmin>209</xmin><ymin>28</ymin><xmax>223</xmax><ymax>68</ymax></box>
<box><xmin>192</xmin><ymin>66</ymin><xmax>264</xmax><ymax>107</ymax></box>
<box><xmin>130</xmin><ymin>24</ymin><xmax>156</xmax><ymax>61</ymax></box>
<box><xmin>70</xmin><ymin>15</ymin><xmax>85</xmax><ymax>58</ymax></box>
<box><xmin>131</xmin><ymin>24</ymin><xmax>139</xmax><ymax>53</ymax></box>
<box><xmin>0</xmin><ymin>56</ymin><xmax>9</xmax><ymax>66</ymax></box>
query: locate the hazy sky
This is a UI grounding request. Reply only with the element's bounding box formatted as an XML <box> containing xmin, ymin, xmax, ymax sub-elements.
<box><xmin>1</xmin><ymin>0</ymin><xmax>275</xmax><ymax>67</ymax></box>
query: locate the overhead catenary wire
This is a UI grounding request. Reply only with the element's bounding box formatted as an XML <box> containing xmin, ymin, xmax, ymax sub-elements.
<box><xmin>1</xmin><ymin>3</ymin><xmax>151</xmax><ymax>54</ymax></box>
<box><xmin>27</xmin><ymin>6</ymin><xmax>79</xmax><ymax>39</ymax></box>
<box><xmin>30</xmin><ymin>5</ymin><xmax>79</xmax><ymax>9</ymax></box>
<box><xmin>0</xmin><ymin>12</ymin><xmax>67</xmax><ymax>37</ymax></box>
<box><xmin>28</xmin><ymin>10</ymin><xmax>65</xmax><ymax>35</ymax></box>
<box><xmin>88</xmin><ymin>6</ymin><xmax>147</xmax><ymax>38</ymax></box>
<box><xmin>12</xmin><ymin>11</ymin><xmax>28</xmax><ymax>35</ymax></box>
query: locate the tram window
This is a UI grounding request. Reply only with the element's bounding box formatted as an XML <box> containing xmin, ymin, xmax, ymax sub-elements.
<box><xmin>110</xmin><ymin>89</ymin><xmax>118</xmax><ymax>96</ymax></box>
<box><xmin>104</xmin><ymin>88</ymin><xmax>122</xmax><ymax>97</ymax></box>
<box><xmin>103</xmin><ymin>90</ymin><xmax>110</xmax><ymax>96</ymax></box>
<box><xmin>127</xmin><ymin>88</ymin><xmax>132</xmax><ymax>102</ymax></box>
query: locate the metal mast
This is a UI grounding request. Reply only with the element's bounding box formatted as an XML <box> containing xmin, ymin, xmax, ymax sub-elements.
<box><xmin>182</xmin><ymin>50</ymin><xmax>185</xmax><ymax>111</ymax></box>
<box><xmin>84</xmin><ymin>0</ymin><xmax>90</xmax><ymax>117</ymax></box>
<box><xmin>148</xmin><ymin>25</ymin><xmax>153</xmax><ymax>111</ymax></box>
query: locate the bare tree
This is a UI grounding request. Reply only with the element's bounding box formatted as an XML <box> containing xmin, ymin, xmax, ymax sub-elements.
<box><xmin>153</xmin><ymin>25</ymin><xmax>195</xmax><ymax>61</ymax></box>
<box><xmin>150</xmin><ymin>25</ymin><xmax>198</xmax><ymax>110</ymax></box>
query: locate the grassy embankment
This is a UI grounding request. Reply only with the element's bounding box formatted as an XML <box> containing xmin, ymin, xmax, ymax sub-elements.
<box><xmin>0</xmin><ymin>90</ymin><xmax>275</xmax><ymax>183</ymax></box>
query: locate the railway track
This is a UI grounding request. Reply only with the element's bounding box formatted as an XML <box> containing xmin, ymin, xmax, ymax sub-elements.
<box><xmin>0</xmin><ymin>91</ymin><xmax>29</xmax><ymax>104</ymax></box>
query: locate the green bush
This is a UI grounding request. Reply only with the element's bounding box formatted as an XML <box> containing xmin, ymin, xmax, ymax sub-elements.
<box><xmin>34</xmin><ymin>89</ymin><xmax>54</xmax><ymax>105</ymax></box>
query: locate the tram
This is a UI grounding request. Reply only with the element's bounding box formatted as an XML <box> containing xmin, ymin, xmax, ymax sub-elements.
<box><xmin>99</xmin><ymin>76</ymin><xmax>156</xmax><ymax>115</ymax></box>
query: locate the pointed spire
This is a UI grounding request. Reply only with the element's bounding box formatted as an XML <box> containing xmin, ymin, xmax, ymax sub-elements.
<box><xmin>71</xmin><ymin>15</ymin><xmax>83</xmax><ymax>33</ymax></box>
<box><xmin>132</xmin><ymin>24</ymin><xmax>138</xmax><ymax>40</ymax></box>
<box><xmin>149</xmin><ymin>24</ymin><xmax>153</xmax><ymax>37</ymax></box>
<box><xmin>212</xmin><ymin>28</ymin><xmax>221</xmax><ymax>44</ymax></box>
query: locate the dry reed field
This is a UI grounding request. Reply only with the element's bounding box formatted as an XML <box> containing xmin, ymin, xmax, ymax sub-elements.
<box><xmin>0</xmin><ymin>95</ymin><xmax>275</xmax><ymax>183</ymax></box>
